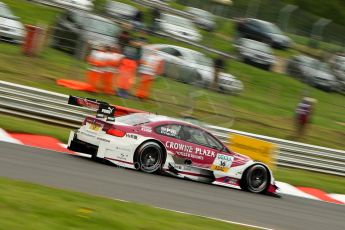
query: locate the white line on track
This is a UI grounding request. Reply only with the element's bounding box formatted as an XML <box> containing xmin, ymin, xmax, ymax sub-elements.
<box><xmin>153</xmin><ymin>207</ymin><xmax>274</xmax><ymax>230</ymax></box>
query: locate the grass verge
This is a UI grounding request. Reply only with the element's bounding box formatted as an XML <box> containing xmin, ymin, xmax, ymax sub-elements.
<box><xmin>1</xmin><ymin>0</ymin><xmax>61</xmax><ymax>25</ymax></box>
<box><xmin>0</xmin><ymin>177</ymin><xmax>254</xmax><ymax>230</ymax></box>
<box><xmin>0</xmin><ymin>114</ymin><xmax>70</xmax><ymax>143</ymax></box>
<box><xmin>1</xmin><ymin>114</ymin><xmax>344</xmax><ymax>194</ymax></box>
<box><xmin>275</xmin><ymin>167</ymin><xmax>345</xmax><ymax>194</ymax></box>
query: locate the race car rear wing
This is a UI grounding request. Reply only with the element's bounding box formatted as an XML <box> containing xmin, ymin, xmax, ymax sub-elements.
<box><xmin>68</xmin><ymin>95</ymin><xmax>116</xmax><ymax>122</ymax></box>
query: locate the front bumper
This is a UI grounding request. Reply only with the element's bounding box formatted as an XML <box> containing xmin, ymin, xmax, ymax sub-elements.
<box><xmin>314</xmin><ymin>83</ymin><xmax>334</xmax><ymax>92</ymax></box>
<box><xmin>267</xmin><ymin>183</ymin><xmax>279</xmax><ymax>194</ymax></box>
<box><xmin>0</xmin><ymin>30</ymin><xmax>23</xmax><ymax>44</ymax></box>
<box><xmin>245</xmin><ymin>58</ymin><xmax>273</xmax><ymax>69</ymax></box>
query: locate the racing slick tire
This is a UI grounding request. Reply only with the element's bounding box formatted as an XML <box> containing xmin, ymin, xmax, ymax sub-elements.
<box><xmin>241</xmin><ymin>164</ymin><xmax>269</xmax><ymax>194</ymax></box>
<box><xmin>135</xmin><ymin>142</ymin><xmax>164</xmax><ymax>174</ymax></box>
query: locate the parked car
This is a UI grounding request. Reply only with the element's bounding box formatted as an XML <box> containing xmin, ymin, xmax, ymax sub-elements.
<box><xmin>105</xmin><ymin>0</ymin><xmax>139</xmax><ymax>21</ymax></box>
<box><xmin>51</xmin><ymin>10</ymin><xmax>121</xmax><ymax>55</ymax></box>
<box><xmin>286</xmin><ymin>55</ymin><xmax>319</xmax><ymax>80</ymax></box>
<box><xmin>144</xmin><ymin>44</ymin><xmax>243</xmax><ymax>94</ymax></box>
<box><xmin>236</xmin><ymin>18</ymin><xmax>291</xmax><ymax>49</ymax></box>
<box><xmin>235</xmin><ymin>38</ymin><xmax>275</xmax><ymax>70</ymax></box>
<box><xmin>309</xmin><ymin>63</ymin><xmax>341</xmax><ymax>92</ymax></box>
<box><xmin>286</xmin><ymin>55</ymin><xmax>340</xmax><ymax>92</ymax></box>
<box><xmin>0</xmin><ymin>2</ymin><xmax>25</xmax><ymax>43</ymax></box>
<box><xmin>148</xmin><ymin>0</ymin><xmax>170</xmax><ymax>6</ymax></box>
<box><xmin>144</xmin><ymin>44</ymin><xmax>213</xmax><ymax>84</ymax></box>
<box><xmin>52</xmin><ymin>0</ymin><xmax>94</xmax><ymax>11</ymax></box>
<box><xmin>185</xmin><ymin>7</ymin><xmax>216</xmax><ymax>31</ymax></box>
<box><xmin>218</xmin><ymin>72</ymin><xmax>244</xmax><ymax>95</ymax></box>
<box><xmin>158</xmin><ymin>13</ymin><xmax>202</xmax><ymax>42</ymax></box>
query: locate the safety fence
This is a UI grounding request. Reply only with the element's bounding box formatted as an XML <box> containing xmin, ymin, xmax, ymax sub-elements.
<box><xmin>0</xmin><ymin>80</ymin><xmax>344</xmax><ymax>177</ymax></box>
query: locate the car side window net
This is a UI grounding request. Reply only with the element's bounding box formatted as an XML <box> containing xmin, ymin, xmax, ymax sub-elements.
<box><xmin>155</xmin><ymin>124</ymin><xmax>182</xmax><ymax>138</ymax></box>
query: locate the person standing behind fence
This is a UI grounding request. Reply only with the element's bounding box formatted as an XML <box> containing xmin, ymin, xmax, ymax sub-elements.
<box><xmin>117</xmin><ymin>58</ymin><xmax>137</xmax><ymax>98</ymax></box>
<box><xmin>295</xmin><ymin>97</ymin><xmax>315</xmax><ymax>137</ymax></box>
<box><xmin>117</xmin><ymin>44</ymin><xmax>138</xmax><ymax>98</ymax></box>
<box><xmin>135</xmin><ymin>48</ymin><xmax>164</xmax><ymax>100</ymax></box>
<box><xmin>116</xmin><ymin>32</ymin><xmax>148</xmax><ymax>98</ymax></box>
<box><xmin>118</xmin><ymin>30</ymin><xmax>130</xmax><ymax>52</ymax></box>
<box><xmin>151</xmin><ymin>7</ymin><xmax>161</xmax><ymax>33</ymax></box>
<box><xmin>103</xmin><ymin>45</ymin><xmax>124</xmax><ymax>95</ymax></box>
<box><xmin>212</xmin><ymin>56</ymin><xmax>225</xmax><ymax>90</ymax></box>
<box><xmin>133</xmin><ymin>9</ymin><xmax>144</xmax><ymax>30</ymax></box>
<box><xmin>86</xmin><ymin>46</ymin><xmax>107</xmax><ymax>92</ymax></box>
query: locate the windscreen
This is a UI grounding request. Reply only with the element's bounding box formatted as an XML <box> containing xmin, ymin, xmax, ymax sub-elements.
<box><xmin>162</xmin><ymin>14</ymin><xmax>194</xmax><ymax>28</ymax></box>
<box><xmin>261</xmin><ymin>22</ymin><xmax>282</xmax><ymax>35</ymax></box>
<box><xmin>109</xmin><ymin>1</ymin><xmax>135</xmax><ymax>12</ymax></box>
<box><xmin>244</xmin><ymin>40</ymin><xmax>271</xmax><ymax>53</ymax></box>
<box><xmin>318</xmin><ymin>63</ymin><xmax>332</xmax><ymax>74</ymax></box>
<box><xmin>116</xmin><ymin>113</ymin><xmax>153</xmax><ymax>126</ymax></box>
<box><xmin>86</xmin><ymin>17</ymin><xmax>120</xmax><ymax>36</ymax></box>
<box><xmin>190</xmin><ymin>52</ymin><xmax>213</xmax><ymax>66</ymax></box>
<box><xmin>188</xmin><ymin>8</ymin><xmax>212</xmax><ymax>19</ymax></box>
<box><xmin>299</xmin><ymin>56</ymin><xmax>318</xmax><ymax>67</ymax></box>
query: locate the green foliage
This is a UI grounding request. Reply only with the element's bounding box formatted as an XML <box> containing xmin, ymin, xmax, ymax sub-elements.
<box><xmin>275</xmin><ymin>167</ymin><xmax>345</xmax><ymax>194</ymax></box>
<box><xmin>1</xmin><ymin>0</ymin><xmax>61</xmax><ymax>25</ymax></box>
<box><xmin>0</xmin><ymin>114</ymin><xmax>70</xmax><ymax>143</ymax></box>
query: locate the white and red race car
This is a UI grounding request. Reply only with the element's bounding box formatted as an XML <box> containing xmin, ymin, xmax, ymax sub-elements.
<box><xmin>67</xmin><ymin>96</ymin><xmax>278</xmax><ymax>195</ymax></box>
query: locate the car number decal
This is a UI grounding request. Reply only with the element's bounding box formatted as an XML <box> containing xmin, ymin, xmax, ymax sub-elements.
<box><xmin>88</xmin><ymin>123</ymin><xmax>101</xmax><ymax>131</ymax></box>
<box><xmin>211</xmin><ymin>154</ymin><xmax>234</xmax><ymax>172</ymax></box>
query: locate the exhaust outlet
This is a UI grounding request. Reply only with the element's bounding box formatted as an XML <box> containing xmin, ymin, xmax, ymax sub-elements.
<box><xmin>184</xmin><ymin>159</ymin><xmax>192</xmax><ymax>165</ymax></box>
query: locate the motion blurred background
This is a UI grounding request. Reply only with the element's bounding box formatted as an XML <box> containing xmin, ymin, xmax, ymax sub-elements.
<box><xmin>0</xmin><ymin>1</ymin><xmax>344</xmax><ymax>229</ymax></box>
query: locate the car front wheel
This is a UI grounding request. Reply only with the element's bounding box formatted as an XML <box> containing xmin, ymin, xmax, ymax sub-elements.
<box><xmin>241</xmin><ymin>164</ymin><xmax>269</xmax><ymax>193</ymax></box>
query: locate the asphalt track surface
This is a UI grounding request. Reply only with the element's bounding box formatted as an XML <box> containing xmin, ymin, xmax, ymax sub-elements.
<box><xmin>0</xmin><ymin>142</ymin><xmax>344</xmax><ymax>230</ymax></box>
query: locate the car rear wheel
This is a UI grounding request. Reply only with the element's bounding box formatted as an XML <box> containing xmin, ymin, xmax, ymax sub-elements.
<box><xmin>241</xmin><ymin>164</ymin><xmax>269</xmax><ymax>193</ymax></box>
<box><xmin>136</xmin><ymin>142</ymin><xmax>164</xmax><ymax>173</ymax></box>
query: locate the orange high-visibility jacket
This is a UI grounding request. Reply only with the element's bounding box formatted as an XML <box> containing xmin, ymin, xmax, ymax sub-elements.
<box><xmin>106</xmin><ymin>52</ymin><xmax>124</xmax><ymax>73</ymax></box>
<box><xmin>117</xmin><ymin>58</ymin><xmax>137</xmax><ymax>90</ymax></box>
<box><xmin>87</xmin><ymin>50</ymin><xmax>108</xmax><ymax>71</ymax></box>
